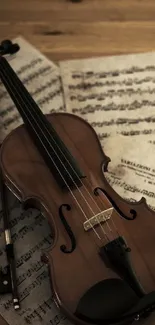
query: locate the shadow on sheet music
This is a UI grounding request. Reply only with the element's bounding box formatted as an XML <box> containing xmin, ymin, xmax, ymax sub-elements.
<box><xmin>0</xmin><ymin>184</ymin><xmax>53</xmax><ymax>313</ymax></box>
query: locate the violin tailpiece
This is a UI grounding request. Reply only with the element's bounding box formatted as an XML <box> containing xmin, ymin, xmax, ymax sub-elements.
<box><xmin>100</xmin><ymin>236</ymin><xmax>145</xmax><ymax>297</ymax></box>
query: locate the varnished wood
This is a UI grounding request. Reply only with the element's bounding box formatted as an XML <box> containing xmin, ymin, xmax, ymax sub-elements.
<box><xmin>1</xmin><ymin>113</ymin><xmax>155</xmax><ymax>324</ymax></box>
<box><xmin>0</xmin><ymin>0</ymin><xmax>155</xmax><ymax>62</ymax></box>
<box><xmin>1</xmin><ymin>1</ymin><xmax>155</xmax><ymax>324</ymax></box>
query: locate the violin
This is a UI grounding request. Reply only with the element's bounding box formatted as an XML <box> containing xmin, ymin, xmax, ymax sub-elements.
<box><xmin>0</xmin><ymin>40</ymin><xmax>155</xmax><ymax>325</ymax></box>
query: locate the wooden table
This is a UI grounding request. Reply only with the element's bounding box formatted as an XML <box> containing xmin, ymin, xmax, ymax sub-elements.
<box><xmin>1</xmin><ymin>0</ymin><xmax>155</xmax><ymax>324</ymax></box>
<box><xmin>1</xmin><ymin>0</ymin><xmax>155</xmax><ymax>64</ymax></box>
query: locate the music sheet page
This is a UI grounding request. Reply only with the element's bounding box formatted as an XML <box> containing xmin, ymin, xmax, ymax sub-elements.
<box><xmin>60</xmin><ymin>52</ymin><xmax>155</xmax><ymax>141</ymax></box>
<box><xmin>0</xmin><ymin>36</ymin><xmax>64</xmax><ymax>143</ymax></box>
<box><xmin>102</xmin><ymin>134</ymin><xmax>155</xmax><ymax>212</ymax></box>
<box><xmin>0</xmin><ymin>37</ymin><xmax>72</xmax><ymax>325</ymax></box>
<box><xmin>60</xmin><ymin>51</ymin><xmax>155</xmax><ymax>208</ymax></box>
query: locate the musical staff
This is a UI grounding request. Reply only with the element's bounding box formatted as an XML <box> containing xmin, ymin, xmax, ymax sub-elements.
<box><xmin>60</xmin><ymin>51</ymin><xmax>155</xmax><ymax>142</ymax></box>
<box><xmin>0</xmin><ymin>36</ymin><xmax>64</xmax><ymax>143</ymax></box>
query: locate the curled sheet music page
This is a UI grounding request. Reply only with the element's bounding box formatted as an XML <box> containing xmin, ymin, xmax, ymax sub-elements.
<box><xmin>102</xmin><ymin>135</ymin><xmax>155</xmax><ymax>211</ymax></box>
<box><xmin>0</xmin><ymin>36</ymin><xmax>65</xmax><ymax>143</ymax></box>
<box><xmin>60</xmin><ymin>52</ymin><xmax>155</xmax><ymax>141</ymax></box>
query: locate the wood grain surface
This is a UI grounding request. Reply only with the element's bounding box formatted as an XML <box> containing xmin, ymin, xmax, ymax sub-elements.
<box><xmin>0</xmin><ymin>1</ymin><xmax>155</xmax><ymax>325</ymax></box>
<box><xmin>1</xmin><ymin>0</ymin><xmax>155</xmax><ymax>63</ymax></box>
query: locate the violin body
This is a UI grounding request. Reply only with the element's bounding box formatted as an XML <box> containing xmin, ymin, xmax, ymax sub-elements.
<box><xmin>1</xmin><ymin>112</ymin><xmax>155</xmax><ymax>324</ymax></box>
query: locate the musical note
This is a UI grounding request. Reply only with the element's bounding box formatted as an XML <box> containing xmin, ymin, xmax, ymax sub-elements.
<box><xmin>60</xmin><ymin>51</ymin><xmax>155</xmax><ymax>142</ymax></box>
<box><xmin>0</xmin><ymin>36</ymin><xmax>65</xmax><ymax>143</ymax></box>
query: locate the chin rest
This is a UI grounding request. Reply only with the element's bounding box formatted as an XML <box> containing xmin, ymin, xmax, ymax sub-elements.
<box><xmin>75</xmin><ymin>278</ymin><xmax>155</xmax><ymax>324</ymax></box>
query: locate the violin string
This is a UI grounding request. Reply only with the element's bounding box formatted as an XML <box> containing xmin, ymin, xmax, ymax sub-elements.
<box><xmin>20</xmin><ymin>87</ymin><xmax>118</xmax><ymax>238</ymax></box>
<box><xmin>14</xmin><ymin>96</ymin><xmax>115</xmax><ymax>237</ymax></box>
<box><xmin>0</xmin><ymin>59</ymin><xmax>120</xmax><ymax>241</ymax></box>
<box><xmin>25</xmin><ymin>108</ymin><xmax>115</xmax><ymax>235</ymax></box>
<box><xmin>84</xmin><ymin>180</ymin><xmax>120</xmax><ymax>237</ymax></box>
<box><xmin>0</xmin><ymin>59</ymin><xmax>105</xmax><ymax>242</ymax></box>
<box><xmin>0</xmin><ymin>59</ymin><xmax>113</xmax><ymax>242</ymax></box>
<box><xmin>1</xmin><ymin>59</ymin><xmax>118</xmax><ymax>240</ymax></box>
<box><xmin>1</xmin><ymin>58</ymin><xmax>121</xmax><ymax>242</ymax></box>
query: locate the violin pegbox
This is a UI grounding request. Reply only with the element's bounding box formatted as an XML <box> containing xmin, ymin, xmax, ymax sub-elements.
<box><xmin>0</xmin><ymin>40</ymin><xmax>20</xmax><ymax>56</ymax></box>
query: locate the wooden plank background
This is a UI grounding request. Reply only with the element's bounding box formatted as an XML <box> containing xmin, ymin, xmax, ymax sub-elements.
<box><xmin>1</xmin><ymin>0</ymin><xmax>155</xmax><ymax>63</ymax></box>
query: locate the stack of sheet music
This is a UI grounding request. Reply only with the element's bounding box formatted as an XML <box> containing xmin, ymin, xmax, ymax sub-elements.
<box><xmin>0</xmin><ymin>36</ymin><xmax>155</xmax><ymax>325</ymax></box>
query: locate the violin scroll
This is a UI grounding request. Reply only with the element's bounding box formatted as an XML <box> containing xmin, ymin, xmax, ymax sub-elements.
<box><xmin>0</xmin><ymin>39</ymin><xmax>20</xmax><ymax>56</ymax></box>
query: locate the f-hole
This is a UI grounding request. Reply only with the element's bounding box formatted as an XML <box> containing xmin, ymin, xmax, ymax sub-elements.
<box><xmin>94</xmin><ymin>187</ymin><xmax>137</xmax><ymax>220</ymax></box>
<box><xmin>59</xmin><ymin>204</ymin><xmax>76</xmax><ymax>253</ymax></box>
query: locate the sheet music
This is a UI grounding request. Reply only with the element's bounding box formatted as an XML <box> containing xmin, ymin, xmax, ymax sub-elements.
<box><xmin>0</xmin><ymin>190</ymin><xmax>71</xmax><ymax>325</ymax></box>
<box><xmin>0</xmin><ymin>36</ymin><xmax>64</xmax><ymax>143</ymax></box>
<box><xmin>60</xmin><ymin>52</ymin><xmax>155</xmax><ymax>141</ymax></box>
<box><xmin>0</xmin><ymin>37</ymin><xmax>72</xmax><ymax>325</ymax></box>
<box><xmin>102</xmin><ymin>134</ymin><xmax>155</xmax><ymax>211</ymax></box>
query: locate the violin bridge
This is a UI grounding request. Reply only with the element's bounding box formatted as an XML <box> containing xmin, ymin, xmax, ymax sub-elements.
<box><xmin>83</xmin><ymin>207</ymin><xmax>113</xmax><ymax>231</ymax></box>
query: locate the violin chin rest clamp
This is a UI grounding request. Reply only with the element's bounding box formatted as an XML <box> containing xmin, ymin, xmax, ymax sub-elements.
<box><xmin>75</xmin><ymin>278</ymin><xmax>155</xmax><ymax>324</ymax></box>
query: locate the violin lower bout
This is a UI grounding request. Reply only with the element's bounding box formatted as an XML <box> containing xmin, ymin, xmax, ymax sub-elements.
<box><xmin>1</xmin><ymin>113</ymin><xmax>155</xmax><ymax>324</ymax></box>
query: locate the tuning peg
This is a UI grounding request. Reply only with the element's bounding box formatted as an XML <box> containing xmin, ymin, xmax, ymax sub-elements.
<box><xmin>0</xmin><ymin>39</ymin><xmax>20</xmax><ymax>56</ymax></box>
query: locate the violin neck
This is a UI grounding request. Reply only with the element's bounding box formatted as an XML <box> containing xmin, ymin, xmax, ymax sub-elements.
<box><xmin>0</xmin><ymin>56</ymin><xmax>50</xmax><ymax>131</ymax></box>
<box><xmin>0</xmin><ymin>56</ymin><xmax>84</xmax><ymax>189</ymax></box>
